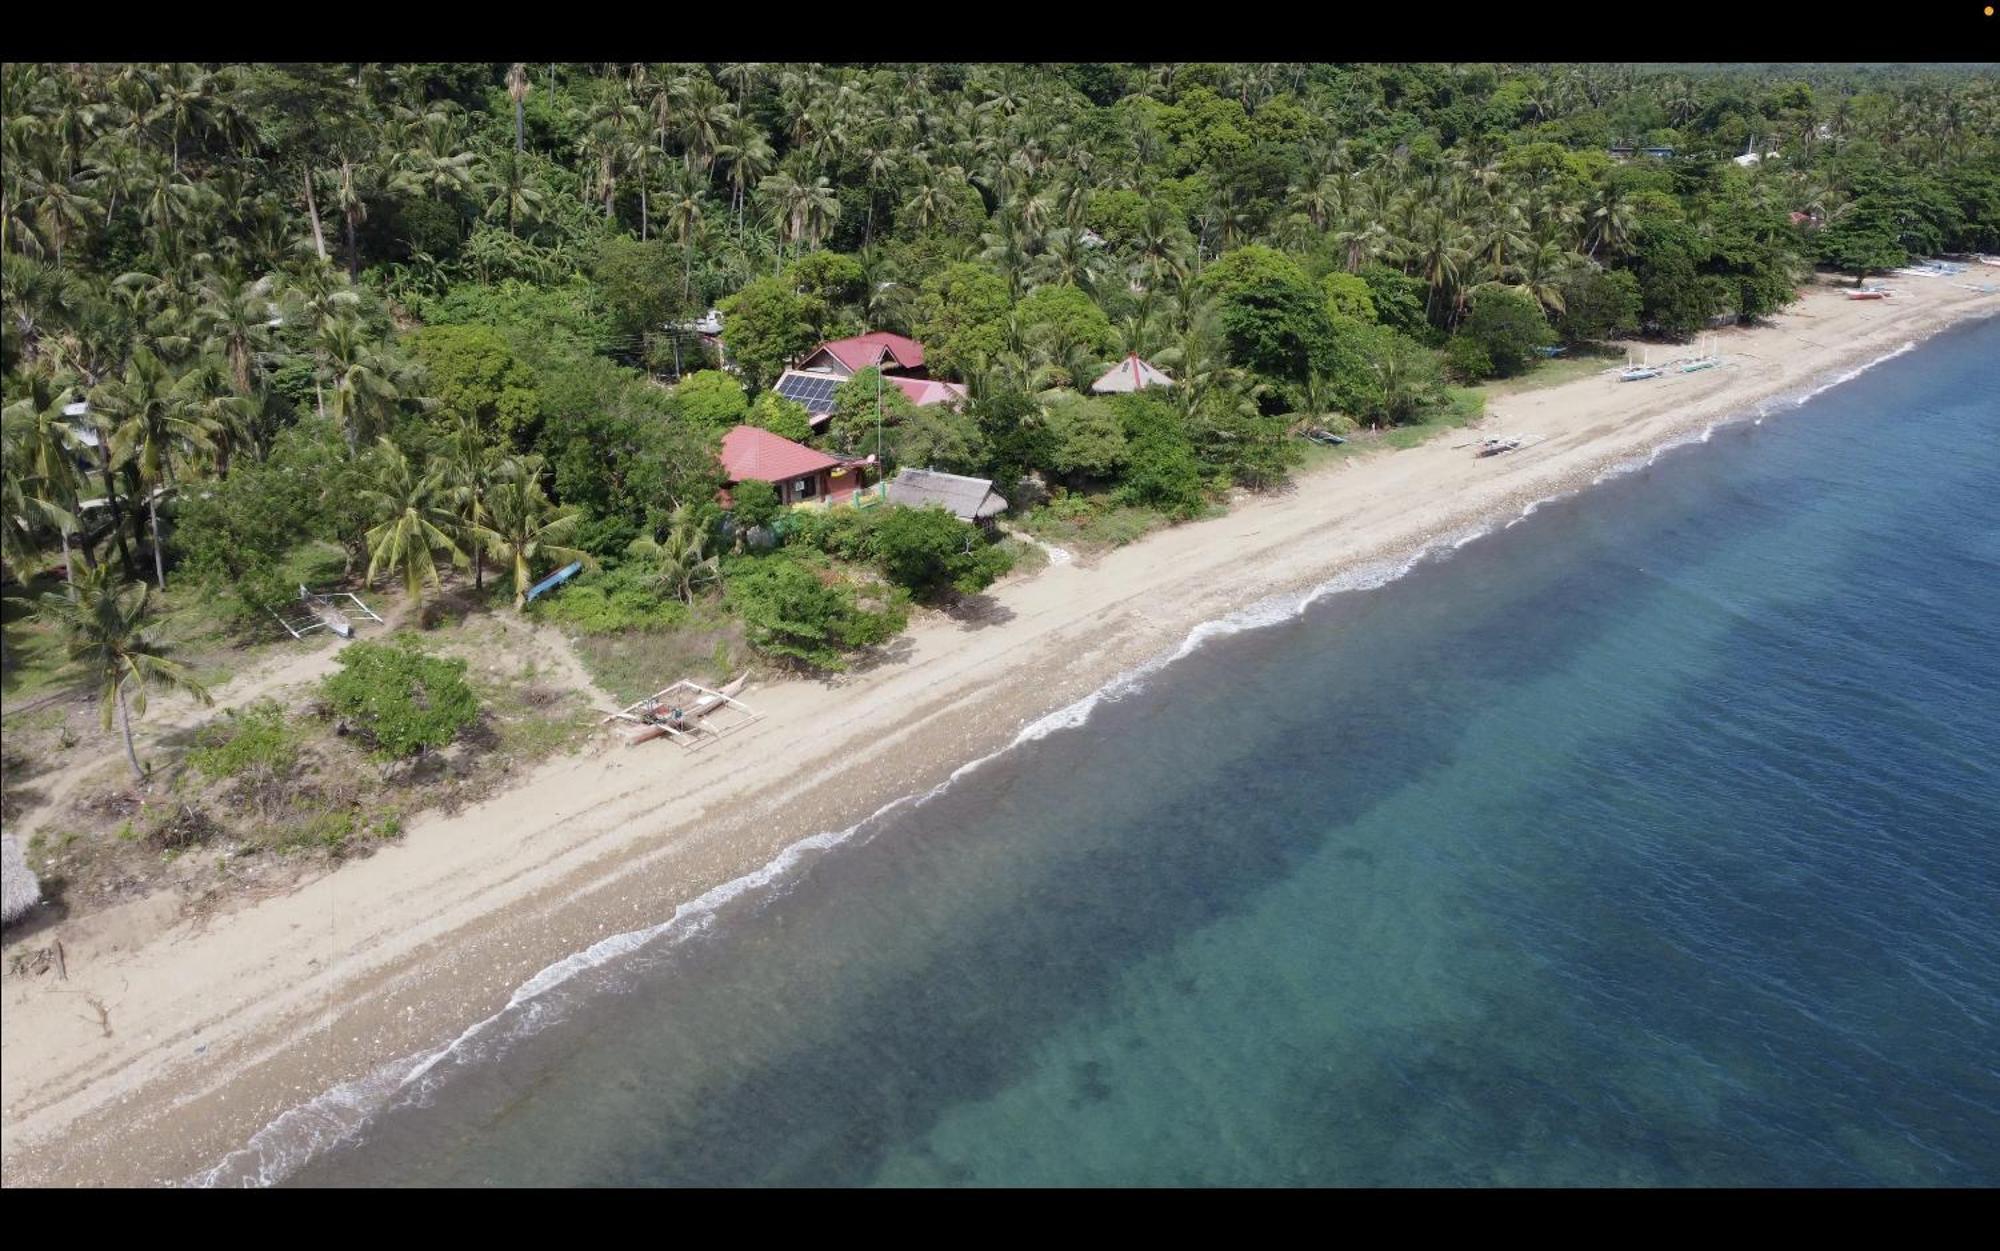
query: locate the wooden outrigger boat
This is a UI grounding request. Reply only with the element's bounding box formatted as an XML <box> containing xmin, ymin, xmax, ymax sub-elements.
<box><xmin>1846</xmin><ymin>289</ymin><xmax>1889</xmax><ymax>300</ymax></box>
<box><xmin>600</xmin><ymin>674</ymin><xmax>760</xmax><ymax>749</ymax></box>
<box><xmin>270</xmin><ymin>585</ymin><xmax>385</xmax><ymax>640</ymax></box>
<box><xmin>1619</xmin><ymin>365</ymin><xmax>1663</xmax><ymax>381</ymax></box>
<box><xmin>1475</xmin><ymin>435</ymin><xmax>1523</xmax><ymax>457</ymax></box>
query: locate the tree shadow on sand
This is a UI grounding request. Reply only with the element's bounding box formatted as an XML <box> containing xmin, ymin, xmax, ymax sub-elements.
<box><xmin>942</xmin><ymin>594</ymin><xmax>1016</xmax><ymax>632</ymax></box>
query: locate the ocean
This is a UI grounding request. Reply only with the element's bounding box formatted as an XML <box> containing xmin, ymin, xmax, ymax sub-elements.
<box><xmin>254</xmin><ymin>316</ymin><xmax>1999</xmax><ymax>1187</ymax></box>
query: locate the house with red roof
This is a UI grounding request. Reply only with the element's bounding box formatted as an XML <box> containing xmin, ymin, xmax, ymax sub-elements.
<box><xmin>717</xmin><ymin>424</ymin><xmax>878</xmax><ymax>508</ymax></box>
<box><xmin>770</xmin><ymin>331</ymin><xmax>968</xmax><ymax>429</ymax></box>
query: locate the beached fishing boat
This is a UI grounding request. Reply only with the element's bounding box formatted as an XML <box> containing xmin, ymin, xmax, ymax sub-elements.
<box><xmin>1847</xmin><ymin>289</ymin><xmax>1890</xmax><ymax>300</ymax></box>
<box><xmin>1620</xmin><ymin>366</ymin><xmax>1663</xmax><ymax>381</ymax></box>
<box><xmin>1475</xmin><ymin>436</ymin><xmax>1523</xmax><ymax>457</ymax></box>
<box><xmin>603</xmin><ymin>675</ymin><xmax>758</xmax><ymax>749</ymax></box>
<box><xmin>1303</xmin><ymin>428</ymin><xmax>1347</xmax><ymax>446</ymax></box>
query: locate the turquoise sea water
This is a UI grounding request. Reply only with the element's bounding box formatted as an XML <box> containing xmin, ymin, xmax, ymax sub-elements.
<box><xmin>278</xmin><ymin>318</ymin><xmax>2000</xmax><ymax>1187</ymax></box>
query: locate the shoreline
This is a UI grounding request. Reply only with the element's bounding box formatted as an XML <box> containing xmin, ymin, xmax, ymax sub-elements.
<box><xmin>5</xmin><ymin>280</ymin><xmax>1996</xmax><ymax>1187</ymax></box>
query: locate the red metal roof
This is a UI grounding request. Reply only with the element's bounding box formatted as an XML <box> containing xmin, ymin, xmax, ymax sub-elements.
<box><xmin>813</xmin><ymin>332</ymin><xmax>926</xmax><ymax>374</ymax></box>
<box><xmin>887</xmin><ymin>376</ymin><xmax>968</xmax><ymax>407</ymax></box>
<box><xmin>719</xmin><ymin>424</ymin><xmax>844</xmax><ymax>484</ymax></box>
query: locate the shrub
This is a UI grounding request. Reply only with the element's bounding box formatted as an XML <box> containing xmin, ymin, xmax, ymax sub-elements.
<box><xmin>1445</xmin><ymin>335</ymin><xmax>1497</xmax><ymax>382</ymax></box>
<box><xmin>529</xmin><ymin>564</ymin><xmax>691</xmax><ymax>633</ymax></box>
<box><xmin>729</xmin><ymin>479</ymin><xmax>782</xmax><ymax>532</ymax></box>
<box><xmin>321</xmin><ymin>640</ymin><xmax>480</xmax><ymax>761</ymax></box>
<box><xmin>726</xmin><ymin>555</ymin><xmax>907</xmax><ymax>671</ymax></box>
<box><xmin>1456</xmin><ymin>285</ymin><xmax>1554</xmax><ymax>378</ymax></box>
<box><xmin>187</xmin><ymin>701</ymin><xmax>300</xmax><ymax>780</ymax></box>
<box><xmin>671</xmin><ymin>370</ymin><xmax>750</xmax><ymax>429</ymax></box>
<box><xmin>873</xmin><ymin>505</ymin><xmax>1013</xmax><ymax>600</ymax></box>
<box><xmin>747</xmin><ymin>390</ymin><xmax>814</xmax><ymax>443</ymax></box>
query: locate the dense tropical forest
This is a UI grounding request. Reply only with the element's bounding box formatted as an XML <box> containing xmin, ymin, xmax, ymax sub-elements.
<box><xmin>3</xmin><ymin>62</ymin><xmax>1997</xmax><ymax>787</ymax></box>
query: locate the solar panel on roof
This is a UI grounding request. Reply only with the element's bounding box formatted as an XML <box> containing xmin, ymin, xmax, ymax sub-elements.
<box><xmin>774</xmin><ymin>373</ymin><xmax>840</xmax><ymax>412</ymax></box>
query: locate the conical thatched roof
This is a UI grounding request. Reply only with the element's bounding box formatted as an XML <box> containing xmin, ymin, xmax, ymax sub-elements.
<box><xmin>1090</xmin><ymin>353</ymin><xmax>1174</xmax><ymax>394</ymax></box>
<box><xmin>2</xmin><ymin>836</ymin><xmax>41</xmax><ymax>925</ymax></box>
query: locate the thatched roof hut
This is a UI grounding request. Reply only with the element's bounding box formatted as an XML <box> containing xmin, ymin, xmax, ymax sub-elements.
<box><xmin>2</xmin><ymin>836</ymin><xmax>41</xmax><ymax>925</ymax></box>
<box><xmin>886</xmin><ymin>468</ymin><xmax>1009</xmax><ymax>524</ymax></box>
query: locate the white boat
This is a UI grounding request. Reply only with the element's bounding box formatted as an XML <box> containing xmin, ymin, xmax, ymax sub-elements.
<box><xmin>1620</xmin><ymin>365</ymin><xmax>1663</xmax><ymax>381</ymax></box>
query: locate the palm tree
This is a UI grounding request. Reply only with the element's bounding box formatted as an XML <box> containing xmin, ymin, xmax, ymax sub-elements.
<box><xmin>1585</xmin><ymin>184</ymin><xmax>1636</xmax><ymax>260</ymax></box>
<box><xmin>715</xmin><ymin>117</ymin><xmax>774</xmax><ymax>241</ymax></box>
<box><xmin>318</xmin><ymin>316</ymin><xmax>406</xmax><ymax>451</ymax></box>
<box><xmin>37</xmin><ymin>561</ymin><xmax>211</xmax><ymax>784</ymax></box>
<box><xmin>627</xmin><ymin>503</ymin><xmax>718</xmax><ymax>605</ymax></box>
<box><xmin>1</xmin><ymin>382</ymin><xmax>85</xmax><ymax>591</ymax></box>
<box><xmin>663</xmin><ymin>170</ymin><xmax>709</xmax><ymax>301</ymax></box>
<box><xmin>98</xmin><ymin>347</ymin><xmax>220</xmax><ymax>589</ymax></box>
<box><xmin>359</xmin><ymin>437</ymin><xmax>463</xmax><ymax>606</ymax></box>
<box><xmin>440</xmin><ymin>415</ymin><xmax>501</xmax><ymax>593</ymax></box>
<box><xmin>469</xmin><ymin>456</ymin><xmax>593</xmax><ymax>610</ymax></box>
<box><xmin>194</xmin><ymin>270</ymin><xmax>278</xmax><ymax>397</ymax></box>
<box><xmin>506</xmin><ymin>63</ymin><xmax>531</xmax><ymax>156</ymax></box>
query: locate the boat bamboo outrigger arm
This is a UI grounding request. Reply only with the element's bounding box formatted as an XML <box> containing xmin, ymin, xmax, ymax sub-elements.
<box><xmin>600</xmin><ymin>675</ymin><xmax>761</xmax><ymax>749</ymax></box>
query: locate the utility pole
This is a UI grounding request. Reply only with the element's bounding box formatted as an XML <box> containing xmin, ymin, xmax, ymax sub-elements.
<box><xmin>876</xmin><ymin>367</ymin><xmax>884</xmax><ymax>496</ymax></box>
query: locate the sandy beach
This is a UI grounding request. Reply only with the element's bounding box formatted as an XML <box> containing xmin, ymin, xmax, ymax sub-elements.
<box><xmin>4</xmin><ymin>277</ymin><xmax>1995</xmax><ymax>1187</ymax></box>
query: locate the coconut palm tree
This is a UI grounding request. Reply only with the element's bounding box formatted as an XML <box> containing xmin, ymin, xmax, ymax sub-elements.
<box><xmin>506</xmin><ymin>63</ymin><xmax>531</xmax><ymax>156</ymax></box>
<box><xmin>36</xmin><ymin>561</ymin><xmax>211</xmax><ymax>784</ymax></box>
<box><xmin>318</xmin><ymin>316</ymin><xmax>407</xmax><ymax>451</ymax></box>
<box><xmin>469</xmin><ymin>456</ymin><xmax>593</xmax><ymax>610</ymax></box>
<box><xmin>627</xmin><ymin>503</ymin><xmax>718</xmax><ymax>605</ymax></box>
<box><xmin>359</xmin><ymin>438</ymin><xmax>463</xmax><ymax>606</ymax></box>
<box><xmin>195</xmin><ymin>269</ymin><xmax>279</xmax><ymax>397</ymax></box>
<box><xmin>715</xmin><ymin>116</ymin><xmax>774</xmax><ymax>241</ymax></box>
<box><xmin>97</xmin><ymin>346</ymin><xmax>220</xmax><ymax>589</ymax></box>
<box><xmin>440</xmin><ymin>415</ymin><xmax>501</xmax><ymax>593</ymax></box>
<box><xmin>1</xmin><ymin>382</ymin><xmax>85</xmax><ymax>590</ymax></box>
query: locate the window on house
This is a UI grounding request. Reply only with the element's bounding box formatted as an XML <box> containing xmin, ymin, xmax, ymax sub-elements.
<box><xmin>795</xmin><ymin>477</ymin><xmax>817</xmax><ymax>499</ymax></box>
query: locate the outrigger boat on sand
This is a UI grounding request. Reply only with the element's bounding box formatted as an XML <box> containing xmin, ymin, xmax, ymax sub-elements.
<box><xmin>1620</xmin><ymin>365</ymin><xmax>1663</xmax><ymax>381</ymax></box>
<box><xmin>601</xmin><ymin>674</ymin><xmax>760</xmax><ymax>749</ymax></box>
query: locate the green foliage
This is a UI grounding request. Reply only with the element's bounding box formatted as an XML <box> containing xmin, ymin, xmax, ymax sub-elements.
<box><xmin>411</xmin><ymin>324</ymin><xmax>541</xmax><ymax>447</ymax></box>
<box><xmin>1321</xmin><ymin>271</ymin><xmax>1377</xmax><ymax>322</ymax></box>
<box><xmin>1445</xmin><ymin>336</ymin><xmax>1497</xmax><ymax>382</ymax></box>
<box><xmin>590</xmin><ymin>235</ymin><xmax>682</xmax><ymax>343</ymax></box>
<box><xmin>418</xmin><ymin>281</ymin><xmax>613</xmax><ymax>359</ymax></box>
<box><xmin>913</xmin><ymin>262</ymin><xmax>1012</xmax><ymax>377</ymax></box>
<box><xmin>1628</xmin><ymin>217</ymin><xmax>1721</xmax><ymax>338</ymax></box>
<box><xmin>187</xmin><ymin>700</ymin><xmax>300</xmax><ymax>780</ymax></box>
<box><xmin>1111</xmin><ymin>394</ymin><xmax>1208</xmax><ymax>518</ymax></box>
<box><xmin>537</xmin><ymin>354</ymin><xmax>720</xmax><ymax>544</ymax></box>
<box><xmin>729</xmin><ymin>478</ymin><xmax>781</xmax><ymax>531</ymax></box>
<box><xmin>1456</xmin><ymin>285</ymin><xmax>1555</xmax><ymax>378</ymax></box>
<box><xmin>783</xmin><ymin>251</ymin><xmax>865</xmax><ymax>339</ymax></box>
<box><xmin>746</xmin><ymin>390</ymin><xmax>814</xmax><ymax>443</ymax></box>
<box><xmin>320</xmin><ymin>639</ymin><xmax>480</xmax><ymax>761</ymax></box>
<box><xmin>1555</xmin><ymin>268</ymin><xmax>1642</xmax><ymax>342</ymax></box>
<box><xmin>1039</xmin><ymin>392</ymin><xmax>1129</xmax><ymax>481</ymax></box>
<box><xmin>529</xmin><ymin>563</ymin><xmax>691</xmax><ymax>633</ymax></box>
<box><xmin>670</xmin><ymin>370</ymin><xmax>750</xmax><ymax>430</ymax></box>
<box><xmin>1196</xmin><ymin>245</ymin><xmax>1336</xmax><ymax>384</ymax></box>
<box><xmin>725</xmin><ymin>554</ymin><xmax>906</xmax><ymax>671</ymax></box>
<box><xmin>1016</xmin><ymin>284</ymin><xmax>1114</xmax><ymax>356</ymax></box>
<box><xmin>872</xmin><ymin>505</ymin><xmax>1012</xmax><ymax>600</ymax></box>
<box><xmin>1357</xmin><ymin>264</ymin><xmax>1433</xmax><ymax>342</ymax></box>
<box><xmin>718</xmin><ymin>277</ymin><xmax>816</xmax><ymax>392</ymax></box>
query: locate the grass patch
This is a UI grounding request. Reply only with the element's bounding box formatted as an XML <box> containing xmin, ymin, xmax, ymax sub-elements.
<box><xmin>184</xmin><ymin>701</ymin><xmax>301</xmax><ymax>780</ymax></box>
<box><xmin>569</xmin><ymin>601</ymin><xmax>746</xmax><ymax>704</ymax></box>
<box><xmin>994</xmin><ymin>536</ymin><xmax>1049</xmax><ymax>577</ymax></box>
<box><xmin>527</xmin><ymin>564</ymin><xmax>692</xmax><ymax>634</ymax></box>
<box><xmin>1018</xmin><ymin>495</ymin><xmax>1177</xmax><ymax>551</ymax></box>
